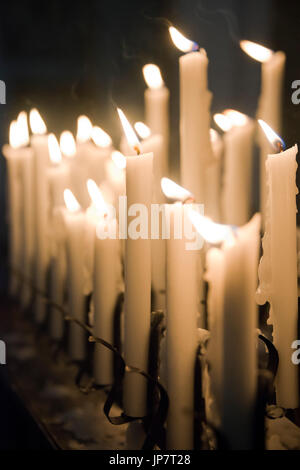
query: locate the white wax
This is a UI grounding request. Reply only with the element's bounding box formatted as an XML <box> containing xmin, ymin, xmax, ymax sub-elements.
<box><xmin>206</xmin><ymin>214</ymin><xmax>261</xmax><ymax>449</ymax></box>
<box><xmin>70</xmin><ymin>141</ymin><xmax>95</xmax><ymax>208</ymax></box>
<box><xmin>257</xmin><ymin>145</ymin><xmax>299</xmax><ymax>409</ymax></box>
<box><xmin>63</xmin><ymin>209</ymin><xmax>86</xmax><ymax>360</ymax></box>
<box><xmin>93</xmin><ymin>218</ymin><xmax>122</xmax><ymax>385</ymax></box>
<box><xmin>144</xmin><ymin>85</ymin><xmax>169</xmax><ymax>178</ymax></box>
<box><xmin>165</xmin><ymin>203</ymin><xmax>200</xmax><ymax>450</ymax></box>
<box><xmin>257</xmin><ymin>51</ymin><xmax>286</xmax><ymax>217</ymax></box>
<box><xmin>205</xmin><ymin>134</ymin><xmax>223</xmax><ymax>221</ymax></box>
<box><xmin>180</xmin><ymin>50</ymin><xmax>213</xmax><ymax>204</ymax></box>
<box><xmin>123</xmin><ymin>152</ymin><xmax>153</xmax><ymax>418</ymax></box>
<box><xmin>31</xmin><ymin>134</ymin><xmax>51</xmax><ymax>323</ymax></box>
<box><xmin>222</xmin><ymin>119</ymin><xmax>255</xmax><ymax>226</ymax></box>
<box><xmin>47</xmin><ymin>162</ymin><xmax>70</xmax><ymax>209</ymax></box>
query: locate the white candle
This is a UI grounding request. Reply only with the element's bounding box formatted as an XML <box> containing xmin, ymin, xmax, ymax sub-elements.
<box><xmin>240</xmin><ymin>41</ymin><xmax>285</xmax><ymax>217</ymax></box>
<box><xmin>190</xmin><ymin>211</ymin><xmax>261</xmax><ymax>449</ymax></box>
<box><xmin>29</xmin><ymin>109</ymin><xmax>50</xmax><ymax>323</ymax></box>
<box><xmin>105</xmin><ymin>150</ymin><xmax>126</xmax><ymax>205</ymax></box>
<box><xmin>143</xmin><ymin>64</ymin><xmax>169</xmax><ymax>176</ymax></box>
<box><xmin>117</xmin><ymin>108</ymin><xmax>153</xmax><ymax>417</ymax></box>
<box><xmin>169</xmin><ymin>26</ymin><xmax>213</xmax><ymax>204</ymax></box>
<box><xmin>47</xmin><ymin>134</ymin><xmax>70</xmax><ymax>340</ymax></box>
<box><xmin>165</xmin><ymin>201</ymin><xmax>200</xmax><ymax>450</ymax></box>
<box><xmin>63</xmin><ymin>189</ymin><xmax>86</xmax><ymax>361</ymax></box>
<box><xmin>256</xmin><ymin>121</ymin><xmax>298</xmax><ymax>409</ymax></box>
<box><xmin>73</xmin><ymin>115</ymin><xmax>94</xmax><ymax>208</ymax></box>
<box><xmin>214</xmin><ymin>110</ymin><xmax>255</xmax><ymax>226</ymax></box>
<box><xmin>87</xmin><ymin>180</ymin><xmax>122</xmax><ymax>385</ymax></box>
<box><xmin>205</xmin><ymin>129</ymin><xmax>223</xmax><ymax>222</ymax></box>
<box><xmin>3</xmin><ymin>116</ymin><xmax>32</xmax><ymax>298</ymax></box>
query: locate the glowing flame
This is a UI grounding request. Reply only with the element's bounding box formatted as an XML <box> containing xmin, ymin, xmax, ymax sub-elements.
<box><xmin>161</xmin><ymin>177</ymin><xmax>193</xmax><ymax>202</ymax></box>
<box><xmin>64</xmin><ymin>189</ymin><xmax>81</xmax><ymax>212</ymax></box>
<box><xmin>76</xmin><ymin>115</ymin><xmax>92</xmax><ymax>143</ymax></box>
<box><xmin>9</xmin><ymin>121</ymin><xmax>21</xmax><ymax>149</ymax></box>
<box><xmin>169</xmin><ymin>26</ymin><xmax>198</xmax><ymax>53</ymax></box>
<box><xmin>91</xmin><ymin>126</ymin><xmax>112</xmax><ymax>148</ymax></box>
<box><xmin>240</xmin><ymin>40</ymin><xmax>273</xmax><ymax>63</ymax></box>
<box><xmin>48</xmin><ymin>133</ymin><xmax>62</xmax><ymax>164</ymax></box>
<box><xmin>17</xmin><ymin>111</ymin><xmax>30</xmax><ymax>146</ymax></box>
<box><xmin>209</xmin><ymin>128</ymin><xmax>220</xmax><ymax>143</ymax></box>
<box><xmin>117</xmin><ymin>108</ymin><xmax>140</xmax><ymax>153</ymax></box>
<box><xmin>223</xmin><ymin>109</ymin><xmax>248</xmax><ymax>127</ymax></box>
<box><xmin>143</xmin><ymin>64</ymin><xmax>164</xmax><ymax>89</ymax></box>
<box><xmin>258</xmin><ymin>119</ymin><xmax>286</xmax><ymax>152</ymax></box>
<box><xmin>112</xmin><ymin>150</ymin><xmax>126</xmax><ymax>169</ymax></box>
<box><xmin>60</xmin><ymin>131</ymin><xmax>76</xmax><ymax>157</ymax></box>
<box><xmin>29</xmin><ymin>108</ymin><xmax>47</xmax><ymax>135</ymax></box>
<box><xmin>213</xmin><ymin>113</ymin><xmax>232</xmax><ymax>132</ymax></box>
<box><xmin>134</xmin><ymin>122</ymin><xmax>151</xmax><ymax>140</ymax></box>
<box><xmin>87</xmin><ymin>179</ymin><xmax>107</xmax><ymax>216</ymax></box>
<box><xmin>188</xmin><ymin>209</ymin><xmax>234</xmax><ymax>244</ymax></box>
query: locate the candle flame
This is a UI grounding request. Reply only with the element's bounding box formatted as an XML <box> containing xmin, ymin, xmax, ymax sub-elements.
<box><xmin>258</xmin><ymin>119</ymin><xmax>286</xmax><ymax>152</ymax></box>
<box><xmin>77</xmin><ymin>115</ymin><xmax>92</xmax><ymax>143</ymax></box>
<box><xmin>240</xmin><ymin>40</ymin><xmax>273</xmax><ymax>63</ymax></box>
<box><xmin>48</xmin><ymin>133</ymin><xmax>62</xmax><ymax>164</ymax></box>
<box><xmin>223</xmin><ymin>109</ymin><xmax>248</xmax><ymax>127</ymax></box>
<box><xmin>64</xmin><ymin>189</ymin><xmax>81</xmax><ymax>212</ymax></box>
<box><xmin>29</xmin><ymin>108</ymin><xmax>47</xmax><ymax>135</ymax></box>
<box><xmin>9</xmin><ymin>121</ymin><xmax>21</xmax><ymax>149</ymax></box>
<box><xmin>112</xmin><ymin>150</ymin><xmax>126</xmax><ymax>169</ymax></box>
<box><xmin>117</xmin><ymin>108</ymin><xmax>140</xmax><ymax>154</ymax></box>
<box><xmin>87</xmin><ymin>179</ymin><xmax>107</xmax><ymax>216</ymax></box>
<box><xmin>134</xmin><ymin>121</ymin><xmax>151</xmax><ymax>140</ymax></box>
<box><xmin>169</xmin><ymin>26</ymin><xmax>199</xmax><ymax>53</ymax></box>
<box><xmin>91</xmin><ymin>126</ymin><xmax>112</xmax><ymax>148</ymax></box>
<box><xmin>17</xmin><ymin>111</ymin><xmax>30</xmax><ymax>146</ymax></box>
<box><xmin>213</xmin><ymin>113</ymin><xmax>232</xmax><ymax>132</ymax></box>
<box><xmin>161</xmin><ymin>177</ymin><xmax>193</xmax><ymax>202</ymax></box>
<box><xmin>143</xmin><ymin>64</ymin><xmax>164</xmax><ymax>89</ymax></box>
<box><xmin>188</xmin><ymin>209</ymin><xmax>234</xmax><ymax>244</ymax></box>
<box><xmin>60</xmin><ymin>131</ymin><xmax>76</xmax><ymax>157</ymax></box>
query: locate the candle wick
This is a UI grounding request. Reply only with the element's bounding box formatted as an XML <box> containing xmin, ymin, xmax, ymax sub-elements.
<box><xmin>134</xmin><ymin>145</ymin><xmax>141</xmax><ymax>155</ymax></box>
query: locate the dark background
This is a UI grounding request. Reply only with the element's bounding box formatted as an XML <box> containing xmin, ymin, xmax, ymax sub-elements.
<box><xmin>0</xmin><ymin>0</ymin><xmax>299</xmax><ymax>281</ymax></box>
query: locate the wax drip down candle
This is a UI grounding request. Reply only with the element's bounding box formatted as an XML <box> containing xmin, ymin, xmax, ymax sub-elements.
<box><xmin>117</xmin><ymin>107</ymin><xmax>153</xmax><ymax>418</ymax></box>
<box><xmin>256</xmin><ymin>120</ymin><xmax>299</xmax><ymax>410</ymax></box>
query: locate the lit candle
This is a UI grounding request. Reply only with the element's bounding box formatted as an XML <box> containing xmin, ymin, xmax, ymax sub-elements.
<box><xmin>190</xmin><ymin>210</ymin><xmax>261</xmax><ymax>449</ymax></box>
<box><xmin>162</xmin><ymin>178</ymin><xmax>202</xmax><ymax>449</ymax></box>
<box><xmin>63</xmin><ymin>189</ymin><xmax>86</xmax><ymax>360</ymax></box>
<box><xmin>74</xmin><ymin>115</ymin><xmax>94</xmax><ymax>208</ymax></box>
<box><xmin>240</xmin><ymin>40</ymin><xmax>285</xmax><ymax>217</ymax></box>
<box><xmin>87</xmin><ymin>179</ymin><xmax>122</xmax><ymax>385</ymax></box>
<box><xmin>143</xmin><ymin>64</ymin><xmax>169</xmax><ymax>179</ymax></box>
<box><xmin>214</xmin><ymin>110</ymin><xmax>255</xmax><ymax>226</ymax></box>
<box><xmin>256</xmin><ymin>120</ymin><xmax>298</xmax><ymax>409</ymax></box>
<box><xmin>117</xmin><ymin>108</ymin><xmax>153</xmax><ymax>417</ymax></box>
<box><xmin>105</xmin><ymin>150</ymin><xmax>126</xmax><ymax>205</ymax></box>
<box><xmin>169</xmin><ymin>26</ymin><xmax>213</xmax><ymax>205</ymax></box>
<box><xmin>47</xmin><ymin>134</ymin><xmax>70</xmax><ymax>340</ymax></box>
<box><xmin>89</xmin><ymin>125</ymin><xmax>113</xmax><ymax>183</ymax></box>
<box><xmin>205</xmin><ymin>129</ymin><xmax>223</xmax><ymax>222</ymax></box>
<box><xmin>3</xmin><ymin>115</ymin><xmax>32</xmax><ymax>299</ymax></box>
<box><xmin>29</xmin><ymin>109</ymin><xmax>49</xmax><ymax>323</ymax></box>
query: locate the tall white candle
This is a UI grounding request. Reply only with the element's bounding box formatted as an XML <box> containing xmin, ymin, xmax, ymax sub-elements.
<box><xmin>190</xmin><ymin>211</ymin><xmax>261</xmax><ymax>449</ymax></box>
<box><xmin>117</xmin><ymin>108</ymin><xmax>153</xmax><ymax>417</ymax></box>
<box><xmin>240</xmin><ymin>41</ymin><xmax>285</xmax><ymax>217</ymax></box>
<box><xmin>256</xmin><ymin>121</ymin><xmax>298</xmax><ymax>409</ymax></box>
<box><xmin>87</xmin><ymin>180</ymin><xmax>122</xmax><ymax>385</ymax></box>
<box><xmin>3</xmin><ymin>116</ymin><xmax>32</xmax><ymax>297</ymax></box>
<box><xmin>143</xmin><ymin>64</ymin><xmax>169</xmax><ymax>176</ymax></box>
<box><xmin>205</xmin><ymin>129</ymin><xmax>223</xmax><ymax>222</ymax></box>
<box><xmin>63</xmin><ymin>189</ymin><xmax>86</xmax><ymax>361</ymax></box>
<box><xmin>165</xmin><ymin>201</ymin><xmax>200</xmax><ymax>450</ymax></box>
<box><xmin>29</xmin><ymin>109</ymin><xmax>50</xmax><ymax>323</ymax></box>
<box><xmin>169</xmin><ymin>26</ymin><xmax>213</xmax><ymax>204</ymax></box>
<box><xmin>214</xmin><ymin>110</ymin><xmax>255</xmax><ymax>226</ymax></box>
